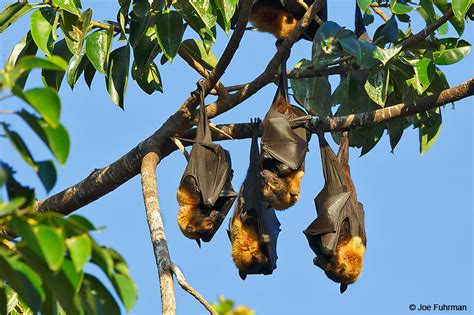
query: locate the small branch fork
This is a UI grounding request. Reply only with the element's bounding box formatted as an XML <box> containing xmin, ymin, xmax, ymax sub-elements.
<box><xmin>141</xmin><ymin>152</ymin><xmax>216</xmax><ymax>314</ymax></box>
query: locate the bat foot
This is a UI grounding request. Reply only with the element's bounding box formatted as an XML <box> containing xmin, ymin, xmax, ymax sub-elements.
<box><xmin>340</xmin><ymin>284</ymin><xmax>348</xmax><ymax>294</ymax></box>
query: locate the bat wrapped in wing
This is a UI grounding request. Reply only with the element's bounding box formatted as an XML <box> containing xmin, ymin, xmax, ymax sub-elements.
<box><xmin>303</xmin><ymin>132</ymin><xmax>367</xmax><ymax>293</ymax></box>
<box><xmin>229</xmin><ymin>119</ymin><xmax>281</xmax><ymax>280</ymax></box>
<box><xmin>176</xmin><ymin>88</ymin><xmax>237</xmax><ymax>245</ymax></box>
<box><xmin>260</xmin><ymin>59</ymin><xmax>309</xmax><ymax>210</ymax></box>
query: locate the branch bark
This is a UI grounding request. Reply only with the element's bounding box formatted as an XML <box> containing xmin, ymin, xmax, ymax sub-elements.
<box><xmin>141</xmin><ymin>152</ymin><xmax>176</xmax><ymax>314</ymax></box>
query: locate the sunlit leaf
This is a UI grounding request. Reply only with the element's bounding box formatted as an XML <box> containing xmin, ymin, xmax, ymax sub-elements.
<box><xmin>85</xmin><ymin>29</ymin><xmax>113</xmax><ymax>74</ymax></box>
<box><xmin>30</xmin><ymin>8</ymin><xmax>55</xmax><ymax>56</ymax></box>
<box><xmin>180</xmin><ymin>38</ymin><xmax>218</xmax><ymax>70</ymax></box>
<box><xmin>0</xmin><ymin>2</ymin><xmax>34</xmax><ymax>33</ymax></box>
<box><xmin>433</xmin><ymin>38</ymin><xmax>471</xmax><ymax>65</ymax></box>
<box><xmin>66</xmin><ymin>234</ymin><xmax>92</xmax><ymax>272</ymax></box>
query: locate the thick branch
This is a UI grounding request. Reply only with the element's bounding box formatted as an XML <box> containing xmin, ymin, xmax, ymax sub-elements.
<box><xmin>141</xmin><ymin>152</ymin><xmax>176</xmax><ymax>314</ymax></box>
<box><xmin>169</xmin><ymin>264</ymin><xmax>217</xmax><ymax>315</ymax></box>
<box><xmin>182</xmin><ymin>78</ymin><xmax>474</xmax><ymax>139</ymax></box>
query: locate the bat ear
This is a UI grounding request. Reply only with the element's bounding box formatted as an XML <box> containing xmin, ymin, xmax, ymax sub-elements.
<box><xmin>239</xmin><ymin>271</ymin><xmax>247</xmax><ymax>280</ymax></box>
<box><xmin>226</xmin><ymin>229</ymin><xmax>231</xmax><ymax>242</ymax></box>
<box><xmin>195</xmin><ymin>239</ymin><xmax>202</xmax><ymax>248</ymax></box>
<box><xmin>340</xmin><ymin>283</ymin><xmax>348</xmax><ymax>294</ymax></box>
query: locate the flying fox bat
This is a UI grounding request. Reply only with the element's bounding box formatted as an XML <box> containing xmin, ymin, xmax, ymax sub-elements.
<box><xmin>229</xmin><ymin>119</ymin><xmax>281</xmax><ymax>280</ymax></box>
<box><xmin>176</xmin><ymin>90</ymin><xmax>237</xmax><ymax>245</ymax></box>
<box><xmin>260</xmin><ymin>59</ymin><xmax>309</xmax><ymax>210</ymax></box>
<box><xmin>303</xmin><ymin>132</ymin><xmax>367</xmax><ymax>293</ymax></box>
<box><xmin>249</xmin><ymin>0</ymin><xmax>327</xmax><ymax>40</ymax></box>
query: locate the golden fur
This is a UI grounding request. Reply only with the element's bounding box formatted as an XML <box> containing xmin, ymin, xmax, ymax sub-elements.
<box><xmin>250</xmin><ymin>5</ymin><xmax>299</xmax><ymax>39</ymax></box>
<box><xmin>177</xmin><ymin>185</ymin><xmax>213</xmax><ymax>240</ymax></box>
<box><xmin>262</xmin><ymin>168</ymin><xmax>304</xmax><ymax>210</ymax></box>
<box><xmin>328</xmin><ymin>236</ymin><xmax>366</xmax><ymax>284</ymax></box>
<box><xmin>230</xmin><ymin>215</ymin><xmax>264</xmax><ymax>270</ymax></box>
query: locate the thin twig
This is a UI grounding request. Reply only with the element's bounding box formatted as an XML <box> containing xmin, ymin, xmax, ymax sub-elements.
<box><xmin>170</xmin><ymin>263</ymin><xmax>217</xmax><ymax>315</ymax></box>
<box><xmin>0</xmin><ymin>110</ymin><xmax>14</xmax><ymax>115</ymax></box>
<box><xmin>141</xmin><ymin>152</ymin><xmax>176</xmax><ymax>315</ymax></box>
<box><xmin>170</xmin><ymin>137</ymin><xmax>190</xmax><ymax>160</ymax></box>
<box><xmin>371</xmin><ymin>6</ymin><xmax>390</xmax><ymax>22</ymax></box>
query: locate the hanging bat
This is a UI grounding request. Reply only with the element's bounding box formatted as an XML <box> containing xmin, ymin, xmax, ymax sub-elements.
<box><xmin>303</xmin><ymin>132</ymin><xmax>367</xmax><ymax>293</ymax></box>
<box><xmin>176</xmin><ymin>90</ymin><xmax>238</xmax><ymax>245</ymax></box>
<box><xmin>249</xmin><ymin>0</ymin><xmax>327</xmax><ymax>40</ymax></box>
<box><xmin>229</xmin><ymin>119</ymin><xmax>281</xmax><ymax>280</ymax></box>
<box><xmin>260</xmin><ymin>59</ymin><xmax>309</xmax><ymax>210</ymax></box>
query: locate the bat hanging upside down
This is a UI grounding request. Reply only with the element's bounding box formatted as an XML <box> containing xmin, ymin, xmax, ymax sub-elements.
<box><xmin>304</xmin><ymin>132</ymin><xmax>367</xmax><ymax>293</ymax></box>
<box><xmin>249</xmin><ymin>0</ymin><xmax>327</xmax><ymax>40</ymax></box>
<box><xmin>176</xmin><ymin>86</ymin><xmax>238</xmax><ymax>245</ymax></box>
<box><xmin>260</xmin><ymin>58</ymin><xmax>309</xmax><ymax>210</ymax></box>
<box><xmin>229</xmin><ymin>119</ymin><xmax>281</xmax><ymax>280</ymax></box>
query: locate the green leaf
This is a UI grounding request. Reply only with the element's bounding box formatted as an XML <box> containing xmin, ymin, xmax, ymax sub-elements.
<box><xmin>36</xmin><ymin>160</ymin><xmax>57</xmax><ymax>192</ymax></box>
<box><xmin>66</xmin><ymin>53</ymin><xmax>89</xmax><ymax>89</ymax></box>
<box><xmin>360</xmin><ymin>124</ymin><xmax>385</xmax><ymax>156</ymax></box>
<box><xmin>0</xmin><ymin>250</ymin><xmax>45</xmax><ymax>312</ymax></box>
<box><xmin>68</xmin><ymin>215</ymin><xmax>96</xmax><ymax>231</ymax></box>
<box><xmin>339</xmin><ymin>37</ymin><xmax>362</xmax><ymax>63</ymax></box>
<box><xmin>180</xmin><ymin>38</ymin><xmax>218</xmax><ymax>70</ymax></box>
<box><xmin>364</xmin><ymin>66</ymin><xmax>389</xmax><ymax>106</ymax></box>
<box><xmin>66</xmin><ymin>234</ymin><xmax>92</xmax><ymax>272</ymax></box>
<box><xmin>0</xmin><ymin>2</ymin><xmax>34</xmax><ymax>33</ymax></box>
<box><xmin>84</xmin><ymin>60</ymin><xmax>96</xmax><ymax>88</ymax></box>
<box><xmin>2</xmin><ymin>163</ymin><xmax>36</xmax><ymax>207</ymax></box>
<box><xmin>155</xmin><ymin>11</ymin><xmax>185</xmax><ymax>61</ymax></box>
<box><xmin>213</xmin><ymin>0</ymin><xmax>237</xmax><ymax>33</ymax></box>
<box><xmin>59</xmin><ymin>9</ymin><xmax>91</xmax><ymax>55</ymax></box>
<box><xmin>433</xmin><ymin>38</ymin><xmax>471</xmax><ymax>65</ymax></box>
<box><xmin>419</xmin><ymin>108</ymin><xmax>442</xmax><ymax>154</ymax></box>
<box><xmin>18</xmin><ymin>110</ymin><xmax>70</xmax><ymax>165</ymax></box>
<box><xmin>33</xmin><ymin>224</ymin><xmax>65</xmax><ymax>271</ymax></box>
<box><xmin>111</xmin><ymin>274</ymin><xmax>137</xmax><ymax>312</ymax></box>
<box><xmin>42</xmin><ymin>39</ymin><xmax>74</xmax><ymax>90</ymax></box>
<box><xmin>173</xmin><ymin>0</ymin><xmax>217</xmax><ymax>47</ymax></box>
<box><xmin>405</xmin><ymin>57</ymin><xmax>436</xmax><ymax>94</ymax></box>
<box><xmin>85</xmin><ymin>29</ymin><xmax>113</xmax><ymax>74</ymax></box>
<box><xmin>17</xmin><ymin>55</ymin><xmax>68</xmax><ymax>72</ymax></box>
<box><xmin>291</xmin><ymin>59</ymin><xmax>332</xmax><ymax>116</ymax></box>
<box><xmin>390</xmin><ymin>0</ymin><xmax>413</xmax><ymax>14</ymax></box>
<box><xmin>312</xmin><ymin>22</ymin><xmax>344</xmax><ymax>66</ymax></box>
<box><xmin>2</xmin><ymin>124</ymin><xmax>36</xmax><ymax>168</ymax></box>
<box><xmin>373</xmin><ymin>45</ymin><xmax>402</xmax><ymax>65</ymax></box>
<box><xmin>80</xmin><ymin>274</ymin><xmax>121</xmax><ymax>315</ymax></box>
<box><xmin>15</xmin><ymin>87</ymin><xmax>61</xmax><ymax>128</ymax></box>
<box><xmin>452</xmin><ymin>0</ymin><xmax>471</xmax><ymax>20</ymax></box>
<box><xmin>433</xmin><ymin>0</ymin><xmax>465</xmax><ymax>36</ymax></box>
<box><xmin>91</xmin><ymin>245</ymin><xmax>114</xmax><ymax>277</ymax></box>
<box><xmin>53</xmin><ymin>0</ymin><xmax>80</xmax><ymax>15</ymax></box>
<box><xmin>30</xmin><ymin>8</ymin><xmax>56</xmax><ymax>56</ymax></box>
<box><xmin>386</xmin><ymin>117</ymin><xmax>409</xmax><ymax>152</ymax></box>
<box><xmin>7</xmin><ymin>31</ymin><xmax>38</xmax><ymax>71</ymax></box>
<box><xmin>356</xmin><ymin>0</ymin><xmax>372</xmax><ymax>12</ymax></box>
<box><xmin>373</xmin><ymin>15</ymin><xmax>398</xmax><ymax>46</ymax></box>
<box><xmin>132</xmin><ymin>61</ymin><xmax>163</xmax><ymax>94</ymax></box>
<box><xmin>107</xmin><ymin>45</ymin><xmax>130</xmax><ymax>108</ymax></box>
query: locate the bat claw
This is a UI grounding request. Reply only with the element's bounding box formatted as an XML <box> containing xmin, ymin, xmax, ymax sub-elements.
<box><xmin>195</xmin><ymin>238</ymin><xmax>202</xmax><ymax>248</ymax></box>
<box><xmin>340</xmin><ymin>283</ymin><xmax>348</xmax><ymax>294</ymax></box>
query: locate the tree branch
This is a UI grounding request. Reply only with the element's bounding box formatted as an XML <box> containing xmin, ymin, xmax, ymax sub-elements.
<box><xmin>169</xmin><ymin>264</ymin><xmax>217</xmax><ymax>315</ymax></box>
<box><xmin>182</xmin><ymin>78</ymin><xmax>474</xmax><ymax>139</ymax></box>
<box><xmin>141</xmin><ymin>152</ymin><xmax>176</xmax><ymax>314</ymax></box>
<box><xmin>400</xmin><ymin>9</ymin><xmax>454</xmax><ymax>49</ymax></box>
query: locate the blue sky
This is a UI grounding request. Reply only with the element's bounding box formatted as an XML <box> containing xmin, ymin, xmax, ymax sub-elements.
<box><xmin>1</xmin><ymin>0</ymin><xmax>472</xmax><ymax>314</ymax></box>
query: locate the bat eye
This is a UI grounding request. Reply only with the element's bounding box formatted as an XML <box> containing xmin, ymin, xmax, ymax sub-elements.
<box><xmin>286</xmin><ymin>15</ymin><xmax>294</xmax><ymax>23</ymax></box>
